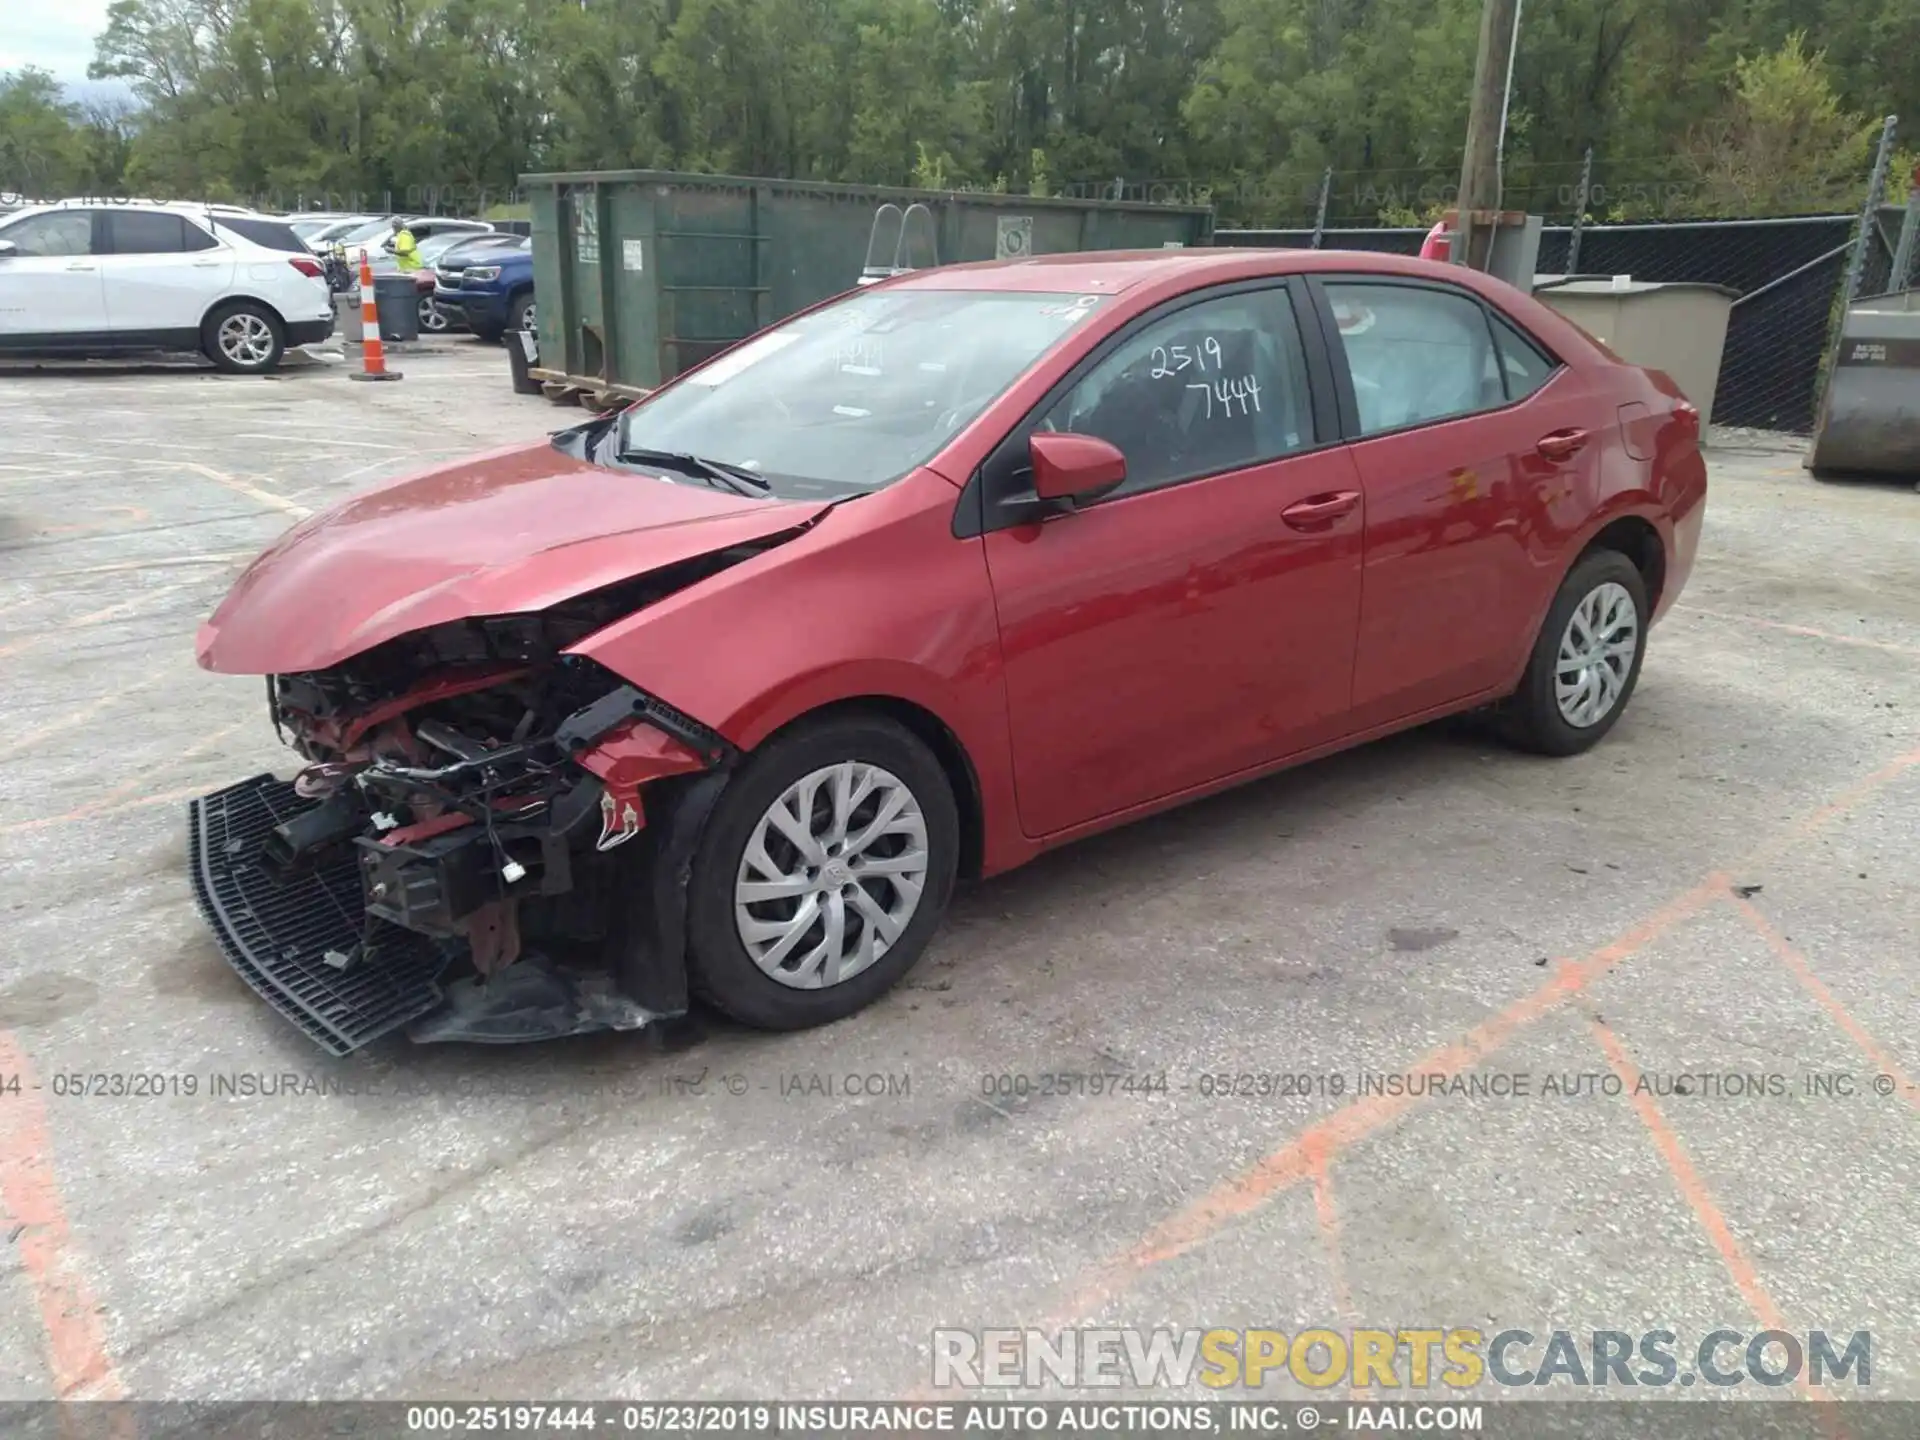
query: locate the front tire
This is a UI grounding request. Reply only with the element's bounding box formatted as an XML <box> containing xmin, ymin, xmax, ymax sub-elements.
<box><xmin>508</xmin><ymin>291</ymin><xmax>535</xmax><ymax>337</ymax></box>
<box><xmin>202</xmin><ymin>301</ymin><xmax>285</xmax><ymax>374</ymax></box>
<box><xmin>686</xmin><ymin>715</ymin><xmax>959</xmax><ymax>1030</ymax></box>
<box><xmin>1499</xmin><ymin>549</ymin><xmax>1649</xmax><ymax>756</ymax></box>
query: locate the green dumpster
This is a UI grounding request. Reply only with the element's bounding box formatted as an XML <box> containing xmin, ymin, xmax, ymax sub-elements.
<box><xmin>521</xmin><ymin>169</ymin><xmax>1215</xmax><ymax>398</ymax></box>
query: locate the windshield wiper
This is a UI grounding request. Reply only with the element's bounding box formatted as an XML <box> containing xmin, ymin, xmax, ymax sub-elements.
<box><xmin>614</xmin><ymin>446</ymin><xmax>771</xmax><ymax>496</ymax></box>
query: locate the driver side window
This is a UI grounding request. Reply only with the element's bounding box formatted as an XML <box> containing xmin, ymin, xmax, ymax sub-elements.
<box><xmin>1040</xmin><ymin>286</ymin><xmax>1315</xmax><ymax>500</ymax></box>
<box><xmin>2</xmin><ymin>210</ymin><xmax>95</xmax><ymax>257</ymax></box>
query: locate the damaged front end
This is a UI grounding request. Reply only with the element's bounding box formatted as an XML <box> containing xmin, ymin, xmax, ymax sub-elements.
<box><xmin>188</xmin><ymin>594</ymin><xmax>737</xmax><ymax>1056</ymax></box>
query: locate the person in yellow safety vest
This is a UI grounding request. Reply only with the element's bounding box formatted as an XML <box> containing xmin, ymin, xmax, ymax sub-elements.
<box><xmin>389</xmin><ymin>218</ymin><xmax>422</xmax><ymax>272</ymax></box>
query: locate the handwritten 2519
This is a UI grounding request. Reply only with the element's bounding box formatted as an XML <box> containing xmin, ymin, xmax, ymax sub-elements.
<box><xmin>1148</xmin><ymin>338</ymin><xmax>1264</xmax><ymax>418</ymax></box>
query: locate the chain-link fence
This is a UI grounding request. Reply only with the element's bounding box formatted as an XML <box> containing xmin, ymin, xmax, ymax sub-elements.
<box><xmin>1202</xmin><ymin>133</ymin><xmax>1915</xmax><ymax>437</ymax></box>
<box><xmin>1214</xmin><ymin>216</ymin><xmax>1861</xmax><ymax>434</ymax></box>
<box><xmin>239</xmin><ymin>184</ymin><xmax>527</xmax><ymax>218</ymax></box>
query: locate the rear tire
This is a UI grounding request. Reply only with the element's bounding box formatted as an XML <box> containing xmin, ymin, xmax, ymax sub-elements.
<box><xmin>202</xmin><ymin>301</ymin><xmax>285</xmax><ymax>374</ymax></box>
<box><xmin>686</xmin><ymin>715</ymin><xmax>959</xmax><ymax>1030</ymax></box>
<box><xmin>1498</xmin><ymin>549</ymin><xmax>1649</xmax><ymax>756</ymax></box>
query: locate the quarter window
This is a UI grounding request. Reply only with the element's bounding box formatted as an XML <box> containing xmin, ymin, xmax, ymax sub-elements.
<box><xmin>1</xmin><ymin>211</ymin><xmax>95</xmax><ymax>257</ymax></box>
<box><xmin>1324</xmin><ymin>282</ymin><xmax>1506</xmax><ymax>435</ymax></box>
<box><xmin>1488</xmin><ymin>312</ymin><xmax>1557</xmax><ymax>401</ymax></box>
<box><xmin>1038</xmin><ymin>287</ymin><xmax>1316</xmax><ymax>499</ymax></box>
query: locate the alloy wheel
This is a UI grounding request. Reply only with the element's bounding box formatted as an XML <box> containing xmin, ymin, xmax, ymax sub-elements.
<box><xmin>734</xmin><ymin>761</ymin><xmax>930</xmax><ymax>989</ymax></box>
<box><xmin>1554</xmin><ymin>581</ymin><xmax>1639</xmax><ymax>728</ymax></box>
<box><xmin>419</xmin><ymin>297</ymin><xmax>449</xmax><ymax>332</ymax></box>
<box><xmin>218</xmin><ymin>313</ymin><xmax>275</xmax><ymax>368</ymax></box>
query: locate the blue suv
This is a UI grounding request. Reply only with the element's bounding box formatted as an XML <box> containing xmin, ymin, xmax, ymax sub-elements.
<box><xmin>433</xmin><ymin>234</ymin><xmax>533</xmax><ymax>341</ymax></box>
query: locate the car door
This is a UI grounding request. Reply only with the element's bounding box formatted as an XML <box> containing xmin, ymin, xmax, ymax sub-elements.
<box><xmin>1309</xmin><ymin>277</ymin><xmax>1587</xmax><ymax>730</ymax></box>
<box><xmin>98</xmin><ymin>209</ymin><xmax>232</xmax><ymax>338</ymax></box>
<box><xmin>973</xmin><ymin>281</ymin><xmax>1367</xmax><ymax>838</ymax></box>
<box><xmin>0</xmin><ymin>210</ymin><xmax>107</xmax><ymax>340</ymax></box>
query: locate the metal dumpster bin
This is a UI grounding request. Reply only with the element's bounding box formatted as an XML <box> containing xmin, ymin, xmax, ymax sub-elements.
<box><xmin>374</xmin><ymin>274</ymin><xmax>421</xmax><ymax>343</ymax></box>
<box><xmin>521</xmin><ymin>169</ymin><xmax>1214</xmax><ymax>399</ymax></box>
<box><xmin>1534</xmin><ymin>277</ymin><xmax>1736</xmax><ymax>427</ymax></box>
<box><xmin>1807</xmin><ymin>289</ymin><xmax>1920</xmax><ymax>478</ymax></box>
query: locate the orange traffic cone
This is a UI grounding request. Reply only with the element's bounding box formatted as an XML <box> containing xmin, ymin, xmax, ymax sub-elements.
<box><xmin>349</xmin><ymin>248</ymin><xmax>402</xmax><ymax>383</ymax></box>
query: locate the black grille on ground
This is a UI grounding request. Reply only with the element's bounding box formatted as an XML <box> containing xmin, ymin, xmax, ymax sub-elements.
<box><xmin>187</xmin><ymin>774</ymin><xmax>453</xmax><ymax>1056</ymax></box>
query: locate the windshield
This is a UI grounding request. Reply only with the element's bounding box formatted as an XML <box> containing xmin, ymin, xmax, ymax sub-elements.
<box><xmin>610</xmin><ymin>287</ymin><xmax>1106</xmax><ymax>498</ymax></box>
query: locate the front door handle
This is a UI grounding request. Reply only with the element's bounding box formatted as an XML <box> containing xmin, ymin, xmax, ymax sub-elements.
<box><xmin>1281</xmin><ymin>490</ymin><xmax>1361</xmax><ymax>530</ymax></box>
<box><xmin>1536</xmin><ymin>428</ymin><xmax>1590</xmax><ymax>461</ymax></box>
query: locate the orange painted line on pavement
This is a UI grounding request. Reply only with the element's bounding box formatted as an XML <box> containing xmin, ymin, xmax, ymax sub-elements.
<box><xmin>1040</xmin><ymin>741</ymin><xmax>1920</xmax><ymax>1331</ymax></box>
<box><xmin>1588</xmin><ymin>1016</ymin><xmax>1842</xmax><ymax>1432</ymax></box>
<box><xmin>1685</xmin><ymin>606</ymin><xmax>1920</xmax><ymax>661</ymax></box>
<box><xmin>0</xmin><ymin>667</ymin><xmax>174</xmax><ymax>767</ymax></box>
<box><xmin>0</xmin><ymin>1034</ymin><xmax>125</xmax><ymax>1400</ymax></box>
<box><xmin>1733</xmin><ymin>894</ymin><xmax>1920</xmax><ymax>1111</ymax></box>
<box><xmin>35</xmin><ymin>506</ymin><xmax>152</xmax><ymax>539</ymax></box>
<box><xmin>1748</xmin><ymin>743</ymin><xmax>1920</xmax><ymax>867</ymax></box>
<box><xmin>0</xmin><ymin>581</ymin><xmax>195</xmax><ymax>663</ymax></box>
<box><xmin>1047</xmin><ymin>879</ymin><xmax>1726</xmax><ymax>1325</ymax></box>
<box><xmin>0</xmin><ymin>728</ymin><xmax>241</xmax><ymax>837</ymax></box>
<box><xmin>1309</xmin><ymin>1156</ymin><xmax>1355</xmax><ymax>1327</ymax></box>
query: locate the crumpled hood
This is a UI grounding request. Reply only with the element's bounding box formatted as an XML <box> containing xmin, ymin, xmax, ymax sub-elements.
<box><xmin>196</xmin><ymin>439</ymin><xmax>827</xmax><ymax>675</ymax></box>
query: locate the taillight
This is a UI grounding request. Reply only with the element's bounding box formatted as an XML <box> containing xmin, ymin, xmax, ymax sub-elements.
<box><xmin>1673</xmin><ymin>399</ymin><xmax>1700</xmax><ymax>434</ymax></box>
<box><xmin>288</xmin><ymin>256</ymin><xmax>324</xmax><ymax>278</ymax></box>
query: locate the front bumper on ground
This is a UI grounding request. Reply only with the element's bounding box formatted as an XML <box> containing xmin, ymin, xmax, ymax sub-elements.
<box><xmin>188</xmin><ymin>774</ymin><xmax>454</xmax><ymax>1056</ymax></box>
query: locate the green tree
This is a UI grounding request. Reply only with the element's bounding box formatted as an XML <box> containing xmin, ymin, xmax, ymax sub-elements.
<box><xmin>1681</xmin><ymin>31</ymin><xmax>1881</xmax><ymax>215</ymax></box>
<box><xmin>0</xmin><ymin>69</ymin><xmax>91</xmax><ymax>198</ymax></box>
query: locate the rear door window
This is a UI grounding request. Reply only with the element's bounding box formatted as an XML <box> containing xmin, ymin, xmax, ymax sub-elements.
<box><xmin>1323</xmin><ymin>282</ymin><xmax>1506</xmax><ymax>435</ymax></box>
<box><xmin>103</xmin><ymin>210</ymin><xmax>213</xmax><ymax>254</ymax></box>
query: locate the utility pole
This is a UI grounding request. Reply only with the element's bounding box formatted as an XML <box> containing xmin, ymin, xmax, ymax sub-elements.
<box><xmin>1450</xmin><ymin>0</ymin><xmax>1521</xmax><ymax>270</ymax></box>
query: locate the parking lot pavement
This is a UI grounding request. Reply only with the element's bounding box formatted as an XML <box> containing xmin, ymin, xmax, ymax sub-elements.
<box><xmin>0</xmin><ymin>354</ymin><xmax>1916</xmax><ymax>1405</ymax></box>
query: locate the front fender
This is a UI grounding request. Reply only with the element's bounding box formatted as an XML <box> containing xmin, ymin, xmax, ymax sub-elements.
<box><xmin>567</xmin><ymin>470</ymin><xmax>1029</xmax><ymax>873</ymax></box>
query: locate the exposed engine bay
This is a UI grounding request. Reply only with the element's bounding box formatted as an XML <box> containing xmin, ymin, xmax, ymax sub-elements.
<box><xmin>187</xmin><ymin>549</ymin><xmax>764</xmax><ymax>1056</ymax></box>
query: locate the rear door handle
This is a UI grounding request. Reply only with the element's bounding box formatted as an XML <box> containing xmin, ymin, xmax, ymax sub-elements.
<box><xmin>1536</xmin><ymin>428</ymin><xmax>1590</xmax><ymax>461</ymax></box>
<box><xmin>1281</xmin><ymin>490</ymin><xmax>1361</xmax><ymax>530</ymax></box>
<box><xmin>192</xmin><ymin>259</ymin><xmax>222</xmax><ymax>268</ymax></box>
<box><xmin>66</xmin><ymin>262</ymin><xmax>97</xmax><ymax>272</ymax></box>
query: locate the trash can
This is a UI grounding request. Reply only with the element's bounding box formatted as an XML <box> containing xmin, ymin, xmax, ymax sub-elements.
<box><xmin>1807</xmin><ymin>287</ymin><xmax>1920</xmax><ymax>477</ymax></box>
<box><xmin>1533</xmin><ymin>277</ymin><xmax>1736</xmax><ymax>427</ymax></box>
<box><xmin>505</xmin><ymin>328</ymin><xmax>542</xmax><ymax>395</ymax></box>
<box><xmin>374</xmin><ymin>274</ymin><xmax>421</xmax><ymax>343</ymax></box>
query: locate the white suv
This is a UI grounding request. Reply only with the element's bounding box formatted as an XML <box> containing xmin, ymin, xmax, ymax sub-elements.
<box><xmin>0</xmin><ymin>200</ymin><xmax>335</xmax><ymax>373</ymax></box>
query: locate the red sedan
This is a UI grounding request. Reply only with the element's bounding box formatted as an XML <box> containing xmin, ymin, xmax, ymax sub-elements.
<box><xmin>190</xmin><ymin>248</ymin><xmax>1706</xmax><ymax>1053</ymax></box>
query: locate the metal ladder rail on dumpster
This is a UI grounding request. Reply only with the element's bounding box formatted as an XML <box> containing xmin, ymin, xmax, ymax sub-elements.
<box><xmin>859</xmin><ymin>202</ymin><xmax>939</xmax><ymax>285</ymax></box>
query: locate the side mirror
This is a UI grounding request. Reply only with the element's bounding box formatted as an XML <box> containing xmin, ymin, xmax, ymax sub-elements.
<box><xmin>1030</xmin><ymin>431</ymin><xmax>1127</xmax><ymax>506</ymax></box>
<box><xmin>0</xmin><ymin>241</ymin><xmax>16</xmax><ymax>259</ymax></box>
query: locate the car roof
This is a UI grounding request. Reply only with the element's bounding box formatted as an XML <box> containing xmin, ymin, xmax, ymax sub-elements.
<box><xmin>880</xmin><ymin>246</ymin><xmax>1611</xmax><ymax>365</ymax></box>
<box><xmin>882</xmin><ymin>246</ymin><xmax>1480</xmax><ymax>293</ymax></box>
<box><xmin>26</xmin><ymin>197</ymin><xmax>269</xmax><ymax>216</ymax></box>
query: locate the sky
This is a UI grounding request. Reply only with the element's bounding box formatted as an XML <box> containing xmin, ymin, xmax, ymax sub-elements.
<box><xmin>1</xmin><ymin>1</ymin><xmax>116</xmax><ymax>83</ymax></box>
